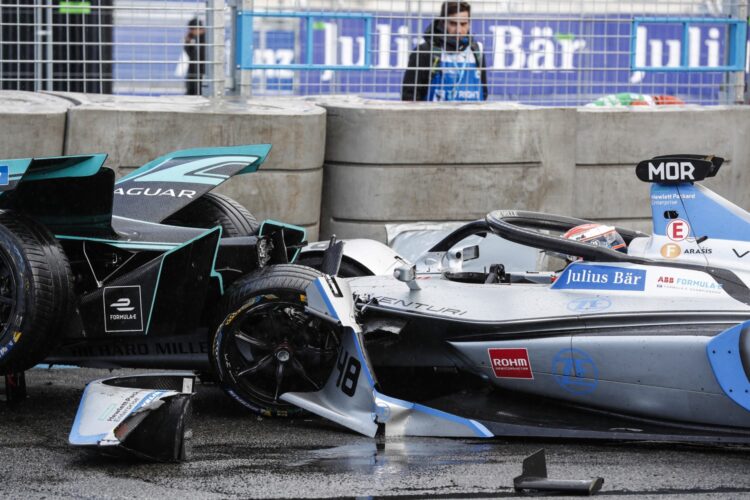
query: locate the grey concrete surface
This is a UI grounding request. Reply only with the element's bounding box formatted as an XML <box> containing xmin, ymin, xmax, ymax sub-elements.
<box><xmin>62</xmin><ymin>95</ymin><xmax>327</xmax><ymax>239</ymax></box>
<box><xmin>318</xmin><ymin>98</ymin><xmax>576</xmax><ymax>241</ymax></box>
<box><xmin>575</xmin><ymin>106</ymin><xmax>750</xmax><ymax>224</ymax></box>
<box><xmin>215</xmin><ymin>169</ymin><xmax>324</xmax><ymax>229</ymax></box>
<box><xmin>4</xmin><ymin>92</ymin><xmax>750</xmax><ymax>244</ymax></box>
<box><xmin>0</xmin><ymin>91</ymin><xmax>72</xmax><ymax>158</ymax></box>
<box><xmin>2</xmin><ymin>367</ymin><xmax>750</xmax><ymax>499</ymax></box>
<box><xmin>318</xmin><ymin>99</ymin><xmax>750</xmax><ymax>242</ymax></box>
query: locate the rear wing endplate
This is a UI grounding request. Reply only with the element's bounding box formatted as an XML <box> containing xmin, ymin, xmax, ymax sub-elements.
<box><xmin>636</xmin><ymin>154</ymin><xmax>723</xmax><ymax>184</ymax></box>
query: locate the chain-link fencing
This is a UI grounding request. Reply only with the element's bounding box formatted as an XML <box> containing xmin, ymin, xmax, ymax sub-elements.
<box><xmin>242</xmin><ymin>0</ymin><xmax>747</xmax><ymax>104</ymax></box>
<box><xmin>1</xmin><ymin>0</ymin><xmax>747</xmax><ymax>104</ymax></box>
<box><xmin>1</xmin><ymin>0</ymin><xmax>223</xmax><ymax>96</ymax></box>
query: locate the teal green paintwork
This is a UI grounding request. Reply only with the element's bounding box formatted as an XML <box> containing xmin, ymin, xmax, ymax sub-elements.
<box><xmin>145</xmin><ymin>226</ymin><xmax>223</xmax><ymax>334</ymax></box>
<box><xmin>118</xmin><ymin>144</ymin><xmax>272</xmax><ymax>184</ymax></box>
<box><xmin>209</xmin><ymin>227</ymin><xmax>225</xmax><ymax>295</ymax></box>
<box><xmin>2</xmin><ymin>158</ymin><xmax>32</xmax><ymax>180</ymax></box>
<box><xmin>237</xmin><ymin>145</ymin><xmax>271</xmax><ymax>174</ymax></box>
<box><xmin>0</xmin><ymin>154</ymin><xmax>108</xmax><ymax>193</ymax></box>
<box><xmin>123</xmin><ymin>155</ymin><xmax>259</xmax><ymax>186</ymax></box>
<box><xmin>55</xmin><ymin>234</ymin><xmax>179</xmax><ymax>251</ymax></box>
<box><xmin>0</xmin><ymin>154</ymin><xmax>107</xmax><ymax>195</ymax></box>
<box><xmin>258</xmin><ymin>219</ymin><xmax>306</xmax><ymax>238</ymax></box>
<box><xmin>24</xmin><ymin>154</ymin><xmax>107</xmax><ymax>181</ymax></box>
<box><xmin>259</xmin><ymin>219</ymin><xmax>307</xmax><ymax>262</ymax></box>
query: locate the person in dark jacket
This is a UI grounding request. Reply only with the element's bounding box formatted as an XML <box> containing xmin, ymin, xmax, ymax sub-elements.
<box><xmin>402</xmin><ymin>1</ymin><xmax>488</xmax><ymax>101</ymax></box>
<box><xmin>184</xmin><ymin>17</ymin><xmax>206</xmax><ymax>96</ymax></box>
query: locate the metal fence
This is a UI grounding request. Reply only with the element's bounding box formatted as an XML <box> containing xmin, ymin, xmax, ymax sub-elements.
<box><xmin>0</xmin><ymin>0</ymin><xmax>223</xmax><ymax>96</ymax></box>
<box><xmin>242</xmin><ymin>0</ymin><xmax>748</xmax><ymax>104</ymax></box>
<box><xmin>0</xmin><ymin>0</ymin><xmax>747</xmax><ymax>104</ymax></box>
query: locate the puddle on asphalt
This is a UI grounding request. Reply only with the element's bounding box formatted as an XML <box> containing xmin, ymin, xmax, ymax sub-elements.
<box><xmin>287</xmin><ymin>440</ymin><xmax>497</xmax><ymax>473</ymax></box>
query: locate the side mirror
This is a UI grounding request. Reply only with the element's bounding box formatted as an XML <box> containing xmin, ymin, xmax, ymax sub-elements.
<box><xmin>443</xmin><ymin>244</ymin><xmax>481</xmax><ymax>273</ymax></box>
<box><xmin>461</xmin><ymin>245</ymin><xmax>479</xmax><ymax>262</ymax></box>
<box><xmin>393</xmin><ymin>264</ymin><xmax>421</xmax><ymax>290</ymax></box>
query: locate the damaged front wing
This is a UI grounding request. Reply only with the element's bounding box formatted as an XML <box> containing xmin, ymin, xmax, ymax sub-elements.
<box><xmin>281</xmin><ymin>276</ymin><xmax>492</xmax><ymax>438</ymax></box>
<box><xmin>69</xmin><ymin>373</ymin><xmax>195</xmax><ymax>462</ymax></box>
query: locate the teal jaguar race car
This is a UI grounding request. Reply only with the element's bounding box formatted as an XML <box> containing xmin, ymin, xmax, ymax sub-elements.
<box><xmin>0</xmin><ymin>144</ymin><xmax>395</xmax><ymax>416</ymax></box>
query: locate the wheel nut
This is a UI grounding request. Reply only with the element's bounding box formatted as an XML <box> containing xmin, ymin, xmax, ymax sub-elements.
<box><xmin>276</xmin><ymin>350</ymin><xmax>290</xmax><ymax>362</ymax></box>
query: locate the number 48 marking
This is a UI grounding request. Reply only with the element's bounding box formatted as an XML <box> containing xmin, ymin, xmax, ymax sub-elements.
<box><xmin>335</xmin><ymin>349</ymin><xmax>361</xmax><ymax>397</ymax></box>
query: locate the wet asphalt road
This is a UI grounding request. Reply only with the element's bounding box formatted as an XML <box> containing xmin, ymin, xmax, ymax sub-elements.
<box><xmin>2</xmin><ymin>367</ymin><xmax>750</xmax><ymax>499</ymax></box>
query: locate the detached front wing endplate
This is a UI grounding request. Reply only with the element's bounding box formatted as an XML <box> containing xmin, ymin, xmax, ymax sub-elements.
<box><xmin>69</xmin><ymin>373</ymin><xmax>195</xmax><ymax>462</ymax></box>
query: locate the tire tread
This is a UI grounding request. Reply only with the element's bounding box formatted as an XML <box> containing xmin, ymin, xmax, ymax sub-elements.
<box><xmin>0</xmin><ymin>211</ymin><xmax>74</xmax><ymax>373</ymax></box>
<box><xmin>164</xmin><ymin>192</ymin><xmax>259</xmax><ymax>237</ymax></box>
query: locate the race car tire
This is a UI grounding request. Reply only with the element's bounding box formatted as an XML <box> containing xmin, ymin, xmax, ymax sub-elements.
<box><xmin>211</xmin><ymin>264</ymin><xmax>339</xmax><ymax>416</ymax></box>
<box><xmin>295</xmin><ymin>253</ymin><xmax>372</xmax><ymax>278</ymax></box>
<box><xmin>163</xmin><ymin>192</ymin><xmax>259</xmax><ymax>237</ymax></box>
<box><xmin>0</xmin><ymin>211</ymin><xmax>74</xmax><ymax>374</ymax></box>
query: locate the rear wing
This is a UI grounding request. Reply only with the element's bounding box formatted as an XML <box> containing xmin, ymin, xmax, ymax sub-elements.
<box><xmin>0</xmin><ymin>154</ymin><xmax>113</xmax><ymax>235</ymax></box>
<box><xmin>0</xmin><ymin>144</ymin><xmax>272</xmax><ymax>235</ymax></box>
<box><xmin>643</xmin><ymin>152</ymin><xmax>750</xmax><ymax>251</ymax></box>
<box><xmin>636</xmin><ymin>155</ymin><xmax>723</xmax><ymax>184</ymax></box>
<box><xmin>114</xmin><ymin>144</ymin><xmax>271</xmax><ymax>223</ymax></box>
<box><xmin>0</xmin><ymin>154</ymin><xmax>107</xmax><ymax>192</ymax></box>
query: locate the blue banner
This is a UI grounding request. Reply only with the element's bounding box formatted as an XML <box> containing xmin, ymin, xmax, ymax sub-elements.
<box><xmin>553</xmin><ymin>264</ymin><xmax>646</xmax><ymax>291</ymax></box>
<box><xmin>248</xmin><ymin>15</ymin><xmax>738</xmax><ymax>103</ymax></box>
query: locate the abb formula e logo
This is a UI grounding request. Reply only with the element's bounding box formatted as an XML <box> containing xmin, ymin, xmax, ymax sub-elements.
<box><xmin>488</xmin><ymin>348</ymin><xmax>533</xmax><ymax>379</ymax></box>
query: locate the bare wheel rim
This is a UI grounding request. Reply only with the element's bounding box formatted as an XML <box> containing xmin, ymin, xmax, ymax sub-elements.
<box><xmin>222</xmin><ymin>295</ymin><xmax>339</xmax><ymax>408</ymax></box>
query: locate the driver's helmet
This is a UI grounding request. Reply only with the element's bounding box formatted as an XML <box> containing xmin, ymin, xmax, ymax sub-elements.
<box><xmin>562</xmin><ymin>223</ymin><xmax>626</xmax><ymax>261</ymax></box>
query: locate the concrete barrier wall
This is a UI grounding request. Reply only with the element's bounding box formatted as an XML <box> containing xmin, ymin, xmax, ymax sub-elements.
<box><xmin>317</xmin><ymin>97</ymin><xmax>577</xmax><ymax>241</ymax></box>
<box><xmin>61</xmin><ymin>94</ymin><xmax>327</xmax><ymax>239</ymax></box>
<box><xmin>0</xmin><ymin>91</ymin><xmax>327</xmax><ymax>239</ymax></box>
<box><xmin>320</xmin><ymin>98</ymin><xmax>750</xmax><ymax>241</ymax></box>
<box><xmin>3</xmin><ymin>90</ymin><xmax>750</xmax><ymax>244</ymax></box>
<box><xmin>0</xmin><ymin>91</ymin><xmax>72</xmax><ymax>158</ymax></box>
<box><xmin>576</xmin><ymin>106</ymin><xmax>750</xmax><ymax>233</ymax></box>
